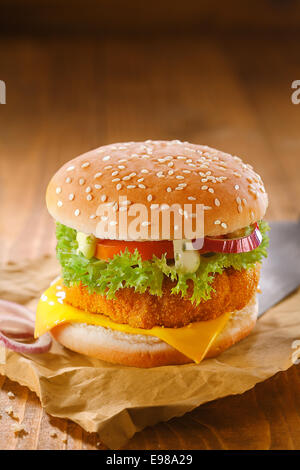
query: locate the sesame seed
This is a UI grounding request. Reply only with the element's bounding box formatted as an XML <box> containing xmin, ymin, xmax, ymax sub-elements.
<box><xmin>122</xmin><ymin>175</ymin><xmax>131</xmax><ymax>181</ymax></box>
<box><xmin>112</xmin><ymin>178</ymin><xmax>120</xmax><ymax>182</ymax></box>
<box><xmin>166</xmin><ymin>187</ymin><xmax>172</xmax><ymax>192</ymax></box>
<box><xmin>214</xmin><ymin>198</ymin><xmax>220</xmax><ymax>206</ymax></box>
<box><xmin>127</xmin><ymin>185</ymin><xmax>136</xmax><ymax>189</ymax></box>
<box><xmin>94</xmin><ymin>184</ymin><xmax>102</xmax><ymax>189</ymax></box>
<box><xmin>214</xmin><ymin>220</ymin><xmax>221</xmax><ymax>224</ymax></box>
<box><xmin>141</xmin><ymin>169</ymin><xmax>149</xmax><ymax>173</ymax></box>
<box><xmin>104</xmin><ymin>165</ymin><xmax>112</xmax><ymax>170</ymax></box>
<box><xmin>168</xmin><ymin>170</ymin><xmax>174</xmax><ymax>175</ymax></box>
<box><xmin>208</xmin><ymin>188</ymin><xmax>214</xmax><ymax>193</ymax></box>
<box><xmin>138</xmin><ymin>184</ymin><xmax>146</xmax><ymax>189</ymax></box>
<box><xmin>69</xmin><ymin>193</ymin><xmax>74</xmax><ymax>201</ymax></box>
<box><xmin>85</xmin><ymin>186</ymin><xmax>91</xmax><ymax>193</ymax></box>
<box><xmin>176</xmin><ymin>175</ymin><xmax>184</xmax><ymax>180</ymax></box>
<box><xmin>65</xmin><ymin>177</ymin><xmax>72</xmax><ymax>183</ymax></box>
<box><xmin>168</xmin><ymin>162</ymin><xmax>174</xmax><ymax>167</ymax></box>
<box><xmin>242</xmin><ymin>198</ymin><xmax>247</xmax><ymax>205</ymax></box>
<box><xmin>79</xmin><ymin>178</ymin><xmax>85</xmax><ymax>185</ymax></box>
<box><xmin>188</xmin><ymin>196</ymin><xmax>196</xmax><ymax>201</ymax></box>
<box><xmin>112</xmin><ymin>171</ymin><xmax>119</xmax><ymax>176</ymax></box>
<box><xmin>57</xmin><ymin>200</ymin><xmax>63</xmax><ymax>207</ymax></box>
<box><xmin>94</xmin><ymin>172</ymin><xmax>102</xmax><ymax>178</ymax></box>
<box><xmin>89</xmin><ymin>214</ymin><xmax>96</xmax><ymax>219</ymax></box>
<box><xmin>66</xmin><ymin>166</ymin><xmax>75</xmax><ymax>172</ymax></box>
<box><xmin>234</xmin><ymin>184</ymin><xmax>240</xmax><ymax>190</ymax></box>
<box><xmin>204</xmin><ymin>206</ymin><xmax>212</xmax><ymax>210</ymax></box>
<box><xmin>238</xmin><ymin>205</ymin><xmax>243</xmax><ymax>213</ymax></box>
<box><xmin>137</xmin><ymin>178</ymin><xmax>144</xmax><ymax>182</ymax></box>
<box><xmin>156</xmin><ymin>171</ymin><xmax>164</xmax><ymax>178</ymax></box>
<box><xmin>56</xmin><ymin>187</ymin><xmax>62</xmax><ymax>194</ymax></box>
<box><xmin>129</xmin><ymin>172</ymin><xmax>136</xmax><ymax>177</ymax></box>
<box><xmin>201</xmin><ymin>186</ymin><xmax>208</xmax><ymax>190</ymax></box>
<box><xmin>116</xmin><ymin>184</ymin><xmax>122</xmax><ymax>190</ymax></box>
<box><xmin>182</xmin><ymin>170</ymin><xmax>191</xmax><ymax>174</ymax></box>
<box><xmin>86</xmin><ymin>194</ymin><xmax>93</xmax><ymax>201</ymax></box>
<box><xmin>74</xmin><ymin>209</ymin><xmax>80</xmax><ymax>216</ymax></box>
<box><xmin>236</xmin><ymin>197</ymin><xmax>241</xmax><ymax>204</ymax></box>
<box><xmin>103</xmin><ymin>155</ymin><xmax>111</xmax><ymax>161</ymax></box>
<box><xmin>147</xmin><ymin>194</ymin><xmax>153</xmax><ymax>202</ymax></box>
<box><xmin>118</xmin><ymin>159</ymin><xmax>127</xmax><ymax>163</ymax></box>
<box><xmin>118</xmin><ymin>165</ymin><xmax>126</xmax><ymax>170</ymax></box>
<box><xmin>101</xmin><ymin>195</ymin><xmax>107</xmax><ymax>202</ymax></box>
<box><xmin>81</xmin><ymin>162</ymin><xmax>90</xmax><ymax>168</ymax></box>
<box><xmin>178</xmin><ymin>183</ymin><xmax>187</xmax><ymax>187</ymax></box>
<box><xmin>221</xmin><ymin>222</ymin><xmax>227</xmax><ymax>229</ymax></box>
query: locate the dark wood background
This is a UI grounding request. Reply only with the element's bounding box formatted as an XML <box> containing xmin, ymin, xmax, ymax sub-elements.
<box><xmin>0</xmin><ymin>0</ymin><xmax>300</xmax><ymax>450</ymax></box>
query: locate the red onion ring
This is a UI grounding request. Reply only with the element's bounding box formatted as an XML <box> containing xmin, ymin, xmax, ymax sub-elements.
<box><xmin>0</xmin><ymin>331</ymin><xmax>52</xmax><ymax>354</ymax></box>
<box><xmin>0</xmin><ymin>315</ymin><xmax>34</xmax><ymax>338</ymax></box>
<box><xmin>0</xmin><ymin>299</ymin><xmax>36</xmax><ymax>321</ymax></box>
<box><xmin>193</xmin><ymin>223</ymin><xmax>262</xmax><ymax>253</ymax></box>
<box><xmin>0</xmin><ymin>299</ymin><xmax>52</xmax><ymax>354</ymax></box>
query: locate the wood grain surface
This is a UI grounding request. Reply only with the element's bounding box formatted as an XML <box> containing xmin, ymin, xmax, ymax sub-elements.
<box><xmin>0</xmin><ymin>33</ymin><xmax>299</xmax><ymax>450</ymax></box>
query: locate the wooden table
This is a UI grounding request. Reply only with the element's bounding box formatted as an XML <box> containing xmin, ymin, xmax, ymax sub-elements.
<box><xmin>0</xmin><ymin>34</ymin><xmax>299</xmax><ymax>450</ymax></box>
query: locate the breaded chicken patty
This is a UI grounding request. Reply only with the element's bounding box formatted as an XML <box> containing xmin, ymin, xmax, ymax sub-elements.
<box><xmin>63</xmin><ymin>264</ymin><xmax>260</xmax><ymax>329</ymax></box>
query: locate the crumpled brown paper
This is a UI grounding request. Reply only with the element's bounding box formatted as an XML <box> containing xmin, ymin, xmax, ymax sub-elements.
<box><xmin>0</xmin><ymin>255</ymin><xmax>300</xmax><ymax>449</ymax></box>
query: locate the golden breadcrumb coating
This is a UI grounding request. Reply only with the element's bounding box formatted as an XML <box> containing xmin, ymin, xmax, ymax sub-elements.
<box><xmin>63</xmin><ymin>264</ymin><xmax>260</xmax><ymax>329</ymax></box>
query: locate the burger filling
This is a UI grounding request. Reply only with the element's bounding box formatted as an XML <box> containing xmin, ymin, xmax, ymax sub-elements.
<box><xmin>55</xmin><ymin>220</ymin><xmax>269</xmax><ymax>328</ymax></box>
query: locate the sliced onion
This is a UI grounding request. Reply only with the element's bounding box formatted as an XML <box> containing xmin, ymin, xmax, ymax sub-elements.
<box><xmin>193</xmin><ymin>223</ymin><xmax>262</xmax><ymax>254</ymax></box>
<box><xmin>0</xmin><ymin>299</ymin><xmax>52</xmax><ymax>354</ymax></box>
<box><xmin>0</xmin><ymin>299</ymin><xmax>36</xmax><ymax>321</ymax></box>
<box><xmin>0</xmin><ymin>315</ymin><xmax>34</xmax><ymax>338</ymax></box>
<box><xmin>0</xmin><ymin>331</ymin><xmax>52</xmax><ymax>354</ymax></box>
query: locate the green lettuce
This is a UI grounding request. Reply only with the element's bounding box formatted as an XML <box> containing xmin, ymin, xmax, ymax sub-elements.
<box><xmin>56</xmin><ymin>220</ymin><xmax>270</xmax><ymax>304</ymax></box>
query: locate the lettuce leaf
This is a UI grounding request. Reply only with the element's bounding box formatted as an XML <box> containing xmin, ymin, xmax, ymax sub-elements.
<box><xmin>56</xmin><ymin>220</ymin><xmax>270</xmax><ymax>304</ymax></box>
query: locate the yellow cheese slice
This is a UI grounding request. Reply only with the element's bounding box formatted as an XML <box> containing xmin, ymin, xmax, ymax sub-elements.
<box><xmin>35</xmin><ymin>279</ymin><xmax>230</xmax><ymax>363</ymax></box>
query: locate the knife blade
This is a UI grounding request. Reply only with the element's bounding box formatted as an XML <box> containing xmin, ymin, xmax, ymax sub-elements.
<box><xmin>259</xmin><ymin>220</ymin><xmax>300</xmax><ymax>316</ymax></box>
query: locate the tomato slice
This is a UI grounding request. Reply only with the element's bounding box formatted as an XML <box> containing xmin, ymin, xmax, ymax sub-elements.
<box><xmin>95</xmin><ymin>239</ymin><xmax>174</xmax><ymax>261</ymax></box>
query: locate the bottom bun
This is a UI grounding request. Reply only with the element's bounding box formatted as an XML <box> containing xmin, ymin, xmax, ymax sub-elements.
<box><xmin>51</xmin><ymin>295</ymin><xmax>258</xmax><ymax>367</ymax></box>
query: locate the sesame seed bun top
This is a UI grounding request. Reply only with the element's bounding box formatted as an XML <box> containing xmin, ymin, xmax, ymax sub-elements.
<box><xmin>46</xmin><ymin>140</ymin><xmax>268</xmax><ymax>240</ymax></box>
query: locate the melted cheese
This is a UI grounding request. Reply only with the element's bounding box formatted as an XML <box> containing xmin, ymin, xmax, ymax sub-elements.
<box><xmin>35</xmin><ymin>280</ymin><xmax>230</xmax><ymax>363</ymax></box>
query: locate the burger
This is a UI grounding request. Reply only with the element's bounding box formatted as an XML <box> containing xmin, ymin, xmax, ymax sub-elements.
<box><xmin>35</xmin><ymin>140</ymin><xmax>269</xmax><ymax>367</ymax></box>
